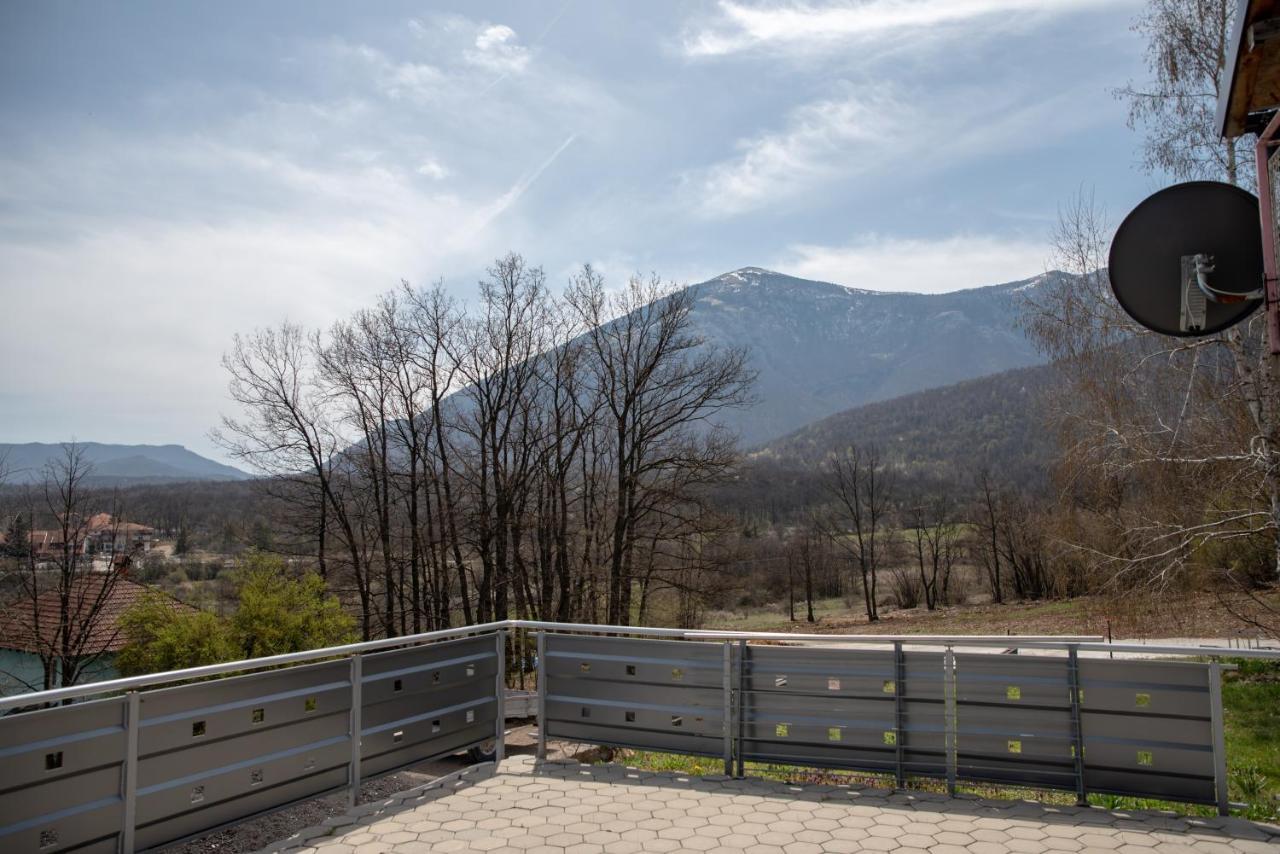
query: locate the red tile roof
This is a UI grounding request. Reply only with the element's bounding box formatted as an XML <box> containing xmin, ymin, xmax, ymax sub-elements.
<box><xmin>85</xmin><ymin>513</ymin><xmax>154</xmax><ymax>535</ymax></box>
<box><xmin>0</xmin><ymin>576</ymin><xmax>196</xmax><ymax>655</ymax></box>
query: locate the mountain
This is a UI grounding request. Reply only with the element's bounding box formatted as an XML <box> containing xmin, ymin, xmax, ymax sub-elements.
<box><xmin>752</xmin><ymin>362</ymin><xmax>1060</xmax><ymax>489</ymax></box>
<box><xmin>689</xmin><ymin>267</ymin><xmax>1060</xmax><ymax>446</ymax></box>
<box><xmin>0</xmin><ymin>443</ymin><xmax>250</xmax><ymax>485</ymax></box>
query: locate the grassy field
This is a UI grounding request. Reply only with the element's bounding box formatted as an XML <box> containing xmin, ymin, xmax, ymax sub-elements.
<box><xmin>703</xmin><ymin>589</ymin><xmax>1280</xmax><ymax>641</ymax></box>
<box><xmin>1221</xmin><ymin>660</ymin><xmax>1280</xmax><ymax>819</ymax></box>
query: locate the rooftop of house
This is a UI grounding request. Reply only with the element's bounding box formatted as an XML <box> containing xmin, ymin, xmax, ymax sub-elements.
<box><xmin>85</xmin><ymin>512</ymin><xmax>154</xmax><ymax>535</ymax></box>
<box><xmin>1218</xmin><ymin>0</ymin><xmax>1280</xmax><ymax>137</ymax></box>
<box><xmin>0</xmin><ymin>576</ymin><xmax>196</xmax><ymax>655</ymax></box>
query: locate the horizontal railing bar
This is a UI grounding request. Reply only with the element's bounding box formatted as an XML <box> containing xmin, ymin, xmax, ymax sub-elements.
<box><xmin>0</xmin><ymin>620</ymin><xmax>509</xmax><ymax>712</ymax></box>
<box><xmin>1070</xmin><ymin>642</ymin><xmax>1280</xmax><ymax>659</ymax></box>
<box><xmin>680</xmin><ymin>630</ymin><xmax>1106</xmax><ymax>646</ymax></box>
<box><xmin>3</xmin><ymin>618</ymin><xmax>1275</xmax><ymax>712</ymax></box>
<box><xmin>510</xmin><ymin>619</ymin><xmax>704</xmax><ymax>638</ymax></box>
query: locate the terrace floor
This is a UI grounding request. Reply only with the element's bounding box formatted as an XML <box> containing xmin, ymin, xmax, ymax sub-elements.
<box><xmin>258</xmin><ymin>755</ymin><xmax>1280</xmax><ymax>854</ymax></box>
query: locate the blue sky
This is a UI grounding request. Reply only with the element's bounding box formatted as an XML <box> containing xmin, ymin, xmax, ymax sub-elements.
<box><xmin>0</xmin><ymin>0</ymin><xmax>1164</xmax><ymax>459</ymax></box>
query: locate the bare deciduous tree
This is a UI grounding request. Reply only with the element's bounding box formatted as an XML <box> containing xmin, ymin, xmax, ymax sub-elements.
<box><xmin>1115</xmin><ymin>0</ymin><xmax>1253</xmax><ymax>187</ymax></box>
<box><xmin>3</xmin><ymin>445</ymin><xmax>127</xmax><ymax>693</ymax></box>
<box><xmin>823</xmin><ymin>445</ymin><xmax>895</xmax><ymax>622</ymax></box>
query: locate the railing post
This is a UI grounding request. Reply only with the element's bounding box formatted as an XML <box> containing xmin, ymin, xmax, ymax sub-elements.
<box><xmin>121</xmin><ymin>691</ymin><xmax>139</xmax><ymax>854</ymax></box>
<box><xmin>735</xmin><ymin>639</ymin><xmax>747</xmax><ymax>778</ymax></box>
<box><xmin>1208</xmin><ymin>660</ymin><xmax>1229</xmax><ymax>816</ymax></box>
<box><xmin>893</xmin><ymin>641</ymin><xmax>905</xmax><ymax>790</ymax></box>
<box><xmin>348</xmin><ymin>653</ymin><xmax>362</xmax><ymax>809</ymax></box>
<box><xmin>536</xmin><ymin>631</ymin><xmax>547</xmax><ymax>760</ymax></box>
<box><xmin>495</xmin><ymin>628</ymin><xmax>506</xmax><ymax>763</ymax></box>
<box><xmin>943</xmin><ymin>645</ymin><xmax>957</xmax><ymax>797</ymax></box>
<box><xmin>1067</xmin><ymin>645</ymin><xmax>1087</xmax><ymax>806</ymax></box>
<box><xmin>722</xmin><ymin>641</ymin><xmax>733</xmax><ymax>776</ymax></box>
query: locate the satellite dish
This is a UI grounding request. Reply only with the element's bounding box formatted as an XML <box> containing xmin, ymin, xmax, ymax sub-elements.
<box><xmin>1109</xmin><ymin>181</ymin><xmax>1265</xmax><ymax>337</ymax></box>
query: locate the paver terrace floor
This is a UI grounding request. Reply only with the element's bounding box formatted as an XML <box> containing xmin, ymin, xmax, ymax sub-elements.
<box><xmin>261</xmin><ymin>755</ymin><xmax>1280</xmax><ymax>854</ymax></box>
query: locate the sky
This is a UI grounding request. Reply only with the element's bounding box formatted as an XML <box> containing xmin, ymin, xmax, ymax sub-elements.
<box><xmin>0</xmin><ymin>0</ymin><xmax>1167</xmax><ymax>460</ymax></box>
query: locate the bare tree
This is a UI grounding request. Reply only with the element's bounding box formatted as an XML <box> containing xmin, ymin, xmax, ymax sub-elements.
<box><xmin>5</xmin><ymin>445</ymin><xmax>126</xmax><ymax>692</ymax></box>
<box><xmin>973</xmin><ymin>466</ymin><xmax>1005</xmax><ymax>603</ymax></box>
<box><xmin>1115</xmin><ymin>0</ymin><xmax>1253</xmax><ymax>187</ymax></box>
<box><xmin>823</xmin><ymin>445</ymin><xmax>895</xmax><ymax>623</ymax></box>
<box><xmin>1021</xmin><ymin>181</ymin><xmax>1280</xmax><ymax>591</ymax></box>
<box><xmin>403</xmin><ymin>282</ymin><xmax>472</xmax><ymax>626</ymax></box>
<box><xmin>567</xmin><ymin>268</ymin><xmax>754</xmax><ymax>625</ymax></box>
<box><xmin>908</xmin><ymin>490</ymin><xmax>960</xmax><ymax>611</ymax></box>
<box><xmin>215</xmin><ymin>254</ymin><xmax>756</xmax><ymax>635</ymax></box>
<box><xmin>214</xmin><ymin>324</ymin><xmax>376</xmax><ymax>637</ymax></box>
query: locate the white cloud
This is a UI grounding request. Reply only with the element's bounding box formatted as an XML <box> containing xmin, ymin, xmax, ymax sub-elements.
<box><xmin>683</xmin><ymin>0</ymin><xmax>1121</xmax><ymax>58</ymax></box>
<box><xmin>776</xmin><ymin>233</ymin><xmax>1051</xmax><ymax>293</ymax></box>
<box><xmin>0</xmin><ymin>124</ymin><xmax>536</xmax><ymax>456</ymax></box>
<box><xmin>467</xmin><ymin>24</ymin><xmax>531</xmax><ymax>74</ymax></box>
<box><xmin>417</xmin><ymin>157</ymin><xmax>450</xmax><ymax>180</ymax></box>
<box><xmin>689</xmin><ymin>77</ymin><xmax>1102</xmax><ymax>218</ymax></box>
<box><xmin>692</xmin><ymin>88</ymin><xmax>904</xmax><ymax>217</ymax></box>
<box><xmin>333</xmin><ymin>42</ymin><xmax>445</xmax><ymax>101</ymax></box>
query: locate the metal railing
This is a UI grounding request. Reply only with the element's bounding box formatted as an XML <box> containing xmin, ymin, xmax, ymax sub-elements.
<box><xmin>1</xmin><ymin>620</ymin><xmax>1277</xmax><ymax>853</ymax></box>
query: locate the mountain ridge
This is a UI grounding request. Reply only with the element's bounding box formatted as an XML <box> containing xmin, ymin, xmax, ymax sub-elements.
<box><xmin>689</xmin><ymin>266</ymin><xmax>1061</xmax><ymax>445</ymax></box>
<box><xmin>0</xmin><ymin>442</ymin><xmax>250</xmax><ymax>485</ymax></box>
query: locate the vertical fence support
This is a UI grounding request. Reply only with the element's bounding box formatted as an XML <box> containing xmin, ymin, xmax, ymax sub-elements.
<box><xmin>536</xmin><ymin>632</ymin><xmax>547</xmax><ymax>760</ymax></box>
<box><xmin>893</xmin><ymin>642</ymin><xmax>905</xmax><ymax>790</ymax></box>
<box><xmin>121</xmin><ymin>691</ymin><xmax>140</xmax><ymax>854</ymax></box>
<box><xmin>722</xmin><ymin>642</ymin><xmax>733</xmax><ymax>776</ymax></box>
<box><xmin>1067</xmin><ymin>645</ymin><xmax>1087</xmax><ymax>806</ymax></box>
<box><xmin>943</xmin><ymin>645</ymin><xmax>957</xmax><ymax>797</ymax></box>
<box><xmin>1208</xmin><ymin>661</ymin><xmax>1229</xmax><ymax>816</ymax></box>
<box><xmin>348</xmin><ymin>653</ymin><xmax>363</xmax><ymax>809</ymax></box>
<box><xmin>495</xmin><ymin>628</ymin><xmax>507</xmax><ymax>763</ymax></box>
<box><xmin>735</xmin><ymin>639</ymin><xmax>748</xmax><ymax>778</ymax></box>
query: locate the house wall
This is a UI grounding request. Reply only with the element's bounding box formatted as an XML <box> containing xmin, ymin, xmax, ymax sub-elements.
<box><xmin>0</xmin><ymin>649</ymin><xmax>120</xmax><ymax>697</ymax></box>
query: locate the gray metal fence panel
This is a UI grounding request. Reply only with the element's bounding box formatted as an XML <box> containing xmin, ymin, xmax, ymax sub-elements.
<box><xmin>0</xmin><ymin>630</ymin><xmax>505</xmax><ymax>853</ymax></box>
<box><xmin>358</xmin><ymin>634</ymin><xmax>499</xmax><ymax>778</ymax></box>
<box><xmin>539</xmin><ymin>639</ymin><xmax>1220</xmax><ymax>805</ymax></box>
<box><xmin>0</xmin><ymin>695</ymin><xmax>128</xmax><ymax>853</ymax></box>
<box><xmin>1079</xmin><ymin>659</ymin><xmax>1216</xmax><ymax>804</ymax></box>
<box><xmin>133</xmin><ymin>659</ymin><xmax>352</xmax><ymax>849</ymax></box>
<box><xmin>543</xmin><ymin>635</ymin><xmax>727</xmax><ymax>757</ymax></box>
<box><xmin>953</xmin><ymin>653</ymin><xmax>1075</xmax><ymax>789</ymax></box>
<box><xmin>738</xmin><ymin>646</ymin><xmax>948</xmax><ymax>778</ymax></box>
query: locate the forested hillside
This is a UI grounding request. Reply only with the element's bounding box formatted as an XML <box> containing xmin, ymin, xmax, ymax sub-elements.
<box><xmin>757</xmin><ymin>362</ymin><xmax>1057</xmax><ymax>485</ymax></box>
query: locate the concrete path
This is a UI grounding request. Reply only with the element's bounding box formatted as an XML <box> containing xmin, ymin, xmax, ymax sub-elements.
<box><xmin>260</xmin><ymin>755</ymin><xmax>1279</xmax><ymax>854</ymax></box>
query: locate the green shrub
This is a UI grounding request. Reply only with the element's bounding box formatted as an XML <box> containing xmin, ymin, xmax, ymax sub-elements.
<box><xmin>118</xmin><ymin>553</ymin><xmax>357</xmax><ymax>675</ymax></box>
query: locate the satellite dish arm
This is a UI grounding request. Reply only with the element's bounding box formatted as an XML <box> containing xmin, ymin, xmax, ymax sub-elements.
<box><xmin>1193</xmin><ymin>253</ymin><xmax>1265</xmax><ymax>304</ymax></box>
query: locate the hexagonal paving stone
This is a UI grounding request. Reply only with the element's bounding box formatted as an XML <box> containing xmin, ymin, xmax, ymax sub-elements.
<box><xmin>254</xmin><ymin>755</ymin><xmax>1280</xmax><ymax>854</ymax></box>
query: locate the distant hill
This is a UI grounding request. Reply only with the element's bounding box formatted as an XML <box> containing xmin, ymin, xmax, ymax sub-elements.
<box><xmin>0</xmin><ymin>443</ymin><xmax>249</xmax><ymax>485</ymax></box>
<box><xmin>752</xmin><ymin>362</ymin><xmax>1060</xmax><ymax>489</ymax></box>
<box><xmin>688</xmin><ymin>267</ymin><xmax>1062</xmax><ymax>445</ymax></box>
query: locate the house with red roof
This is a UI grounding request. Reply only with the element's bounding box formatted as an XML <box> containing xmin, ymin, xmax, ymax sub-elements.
<box><xmin>0</xmin><ymin>576</ymin><xmax>195</xmax><ymax>696</ymax></box>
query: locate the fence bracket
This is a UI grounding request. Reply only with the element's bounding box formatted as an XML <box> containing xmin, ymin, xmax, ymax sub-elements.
<box><xmin>536</xmin><ymin>632</ymin><xmax>547</xmax><ymax>761</ymax></box>
<box><xmin>1208</xmin><ymin>661</ymin><xmax>1229</xmax><ymax>816</ymax></box>
<box><xmin>348</xmin><ymin>653</ymin><xmax>363</xmax><ymax>809</ymax></box>
<box><xmin>121</xmin><ymin>691</ymin><xmax>140</xmax><ymax>854</ymax></box>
